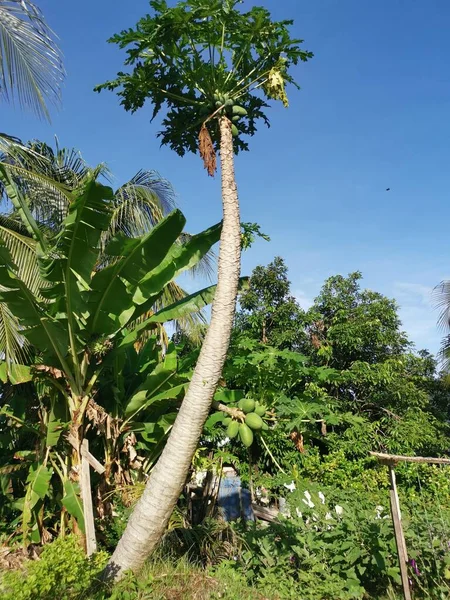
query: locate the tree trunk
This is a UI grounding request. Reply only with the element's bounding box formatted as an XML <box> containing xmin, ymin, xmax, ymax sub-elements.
<box><xmin>104</xmin><ymin>116</ymin><xmax>241</xmax><ymax>580</ymax></box>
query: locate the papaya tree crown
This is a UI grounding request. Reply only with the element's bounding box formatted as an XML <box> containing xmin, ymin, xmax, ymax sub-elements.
<box><xmin>96</xmin><ymin>0</ymin><xmax>313</xmax><ymax>159</ymax></box>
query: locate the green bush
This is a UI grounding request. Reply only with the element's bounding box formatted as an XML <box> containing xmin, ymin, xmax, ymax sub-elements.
<box><xmin>0</xmin><ymin>535</ymin><xmax>108</xmax><ymax>600</ymax></box>
<box><xmin>234</xmin><ymin>484</ymin><xmax>450</xmax><ymax>600</ymax></box>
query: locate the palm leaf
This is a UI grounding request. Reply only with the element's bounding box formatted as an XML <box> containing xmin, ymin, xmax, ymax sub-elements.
<box><xmin>0</xmin><ymin>0</ymin><xmax>64</xmax><ymax>119</ymax></box>
<box><xmin>0</xmin><ymin>220</ymin><xmax>40</xmax><ymax>364</ymax></box>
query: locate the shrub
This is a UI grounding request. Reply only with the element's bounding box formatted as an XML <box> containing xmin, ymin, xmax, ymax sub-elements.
<box><xmin>0</xmin><ymin>536</ymin><xmax>108</xmax><ymax>600</ymax></box>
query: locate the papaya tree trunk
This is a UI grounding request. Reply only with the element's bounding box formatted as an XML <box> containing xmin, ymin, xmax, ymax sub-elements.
<box><xmin>104</xmin><ymin>116</ymin><xmax>241</xmax><ymax>580</ymax></box>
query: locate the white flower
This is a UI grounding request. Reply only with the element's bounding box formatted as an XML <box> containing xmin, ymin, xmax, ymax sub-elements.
<box><xmin>296</xmin><ymin>508</ymin><xmax>303</xmax><ymax>518</ymax></box>
<box><xmin>284</xmin><ymin>481</ymin><xmax>296</xmax><ymax>493</ymax></box>
<box><xmin>318</xmin><ymin>491</ymin><xmax>326</xmax><ymax>505</ymax></box>
<box><xmin>325</xmin><ymin>512</ymin><xmax>333</xmax><ymax>521</ymax></box>
<box><xmin>335</xmin><ymin>504</ymin><xmax>344</xmax><ymax>516</ymax></box>
<box><xmin>375</xmin><ymin>505</ymin><xmax>384</xmax><ymax>520</ymax></box>
<box><xmin>302</xmin><ymin>490</ymin><xmax>314</xmax><ymax>508</ymax></box>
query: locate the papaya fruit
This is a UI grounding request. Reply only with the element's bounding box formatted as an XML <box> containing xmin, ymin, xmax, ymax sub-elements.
<box><xmin>223</xmin><ymin>417</ymin><xmax>232</xmax><ymax>425</ymax></box>
<box><xmin>231</xmin><ymin>124</ymin><xmax>239</xmax><ymax>137</ymax></box>
<box><xmin>239</xmin><ymin>423</ymin><xmax>254</xmax><ymax>447</ymax></box>
<box><xmin>238</xmin><ymin>398</ymin><xmax>255</xmax><ymax>413</ymax></box>
<box><xmin>225</xmin><ymin>98</ymin><xmax>234</xmax><ymax>107</ymax></box>
<box><xmin>254</xmin><ymin>403</ymin><xmax>267</xmax><ymax>417</ymax></box>
<box><xmin>227</xmin><ymin>420</ymin><xmax>239</xmax><ymax>439</ymax></box>
<box><xmin>245</xmin><ymin>412</ymin><xmax>264</xmax><ymax>431</ymax></box>
<box><xmin>215</xmin><ymin>100</ymin><xmax>223</xmax><ymax>108</ymax></box>
<box><xmin>232</xmin><ymin>105</ymin><xmax>248</xmax><ymax>116</ymax></box>
<box><xmin>261</xmin><ymin>421</ymin><xmax>269</xmax><ymax>431</ymax></box>
<box><xmin>232</xmin><ymin>115</ymin><xmax>241</xmax><ymax>122</ymax></box>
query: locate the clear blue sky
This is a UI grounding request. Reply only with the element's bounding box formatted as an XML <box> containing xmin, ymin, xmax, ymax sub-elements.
<box><xmin>4</xmin><ymin>0</ymin><xmax>450</xmax><ymax>355</ymax></box>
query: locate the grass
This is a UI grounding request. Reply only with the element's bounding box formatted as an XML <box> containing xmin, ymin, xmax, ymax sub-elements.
<box><xmin>93</xmin><ymin>556</ymin><xmax>276</xmax><ymax>600</ymax></box>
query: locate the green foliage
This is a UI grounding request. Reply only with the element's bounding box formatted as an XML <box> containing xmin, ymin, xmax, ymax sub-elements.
<box><xmin>0</xmin><ymin>167</ymin><xmax>228</xmax><ymax>541</ymax></box>
<box><xmin>307</xmin><ymin>271</ymin><xmax>410</xmax><ymax>369</ymax></box>
<box><xmin>234</xmin><ymin>484</ymin><xmax>450</xmax><ymax>599</ymax></box>
<box><xmin>0</xmin><ymin>535</ymin><xmax>108</xmax><ymax>600</ymax></box>
<box><xmin>236</xmin><ymin>257</ymin><xmax>308</xmax><ymax>349</ymax></box>
<box><xmin>240</xmin><ymin>222</ymin><xmax>270</xmax><ymax>250</ymax></box>
<box><xmin>96</xmin><ymin>0</ymin><xmax>312</xmax><ymax>154</ymax></box>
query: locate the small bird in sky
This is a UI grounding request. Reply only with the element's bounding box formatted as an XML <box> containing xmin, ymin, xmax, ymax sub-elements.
<box><xmin>385</xmin><ymin>188</ymin><xmax>390</xmax><ymax>191</ymax></box>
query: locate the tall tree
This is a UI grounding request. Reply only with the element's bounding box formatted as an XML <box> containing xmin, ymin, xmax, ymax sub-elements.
<box><xmin>0</xmin><ymin>0</ymin><xmax>64</xmax><ymax>119</ymax></box>
<box><xmin>96</xmin><ymin>0</ymin><xmax>312</xmax><ymax>577</ymax></box>
<box><xmin>236</xmin><ymin>256</ymin><xmax>307</xmax><ymax>349</ymax></box>
<box><xmin>307</xmin><ymin>272</ymin><xmax>410</xmax><ymax>369</ymax></box>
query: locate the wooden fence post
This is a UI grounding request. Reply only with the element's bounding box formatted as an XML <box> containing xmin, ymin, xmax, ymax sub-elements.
<box><xmin>81</xmin><ymin>439</ymin><xmax>97</xmax><ymax>556</ymax></box>
<box><xmin>388</xmin><ymin>464</ymin><xmax>411</xmax><ymax>600</ymax></box>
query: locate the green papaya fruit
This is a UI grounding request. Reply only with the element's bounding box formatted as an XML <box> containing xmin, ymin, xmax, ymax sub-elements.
<box><xmin>254</xmin><ymin>403</ymin><xmax>267</xmax><ymax>417</ymax></box>
<box><xmin>245</xmin><ymin>412</ymin><xmax>264</xmax><ymax>431</ymax></box>
<box><xmin>232</xmin><ymin>115</ymin><xmax>241</xmax><ymax>122</ymax></box>
<box><xmin>223</xmin><ymin>417</ymin><xmax>232</xmax><ymax>426</ymax></box>
<box><xmin>231</xmin><ymin>124</ymin><xmax>239</xmax><ymax>137</ymax></box>
<box><xmin>225</xmin><ymin>98</ymin><xmax>234</xmax><ymax>107</ymax></box>
<box><xmin>227</xmin><ymin>420</ymin><xmax>240</xmax><ymax>439</ymax></box>
<box><xmin>239</xmin><ymin>423</ymin><xmax>254</xmax><ymax>447</ymax></box>
<box><xmin>232</xmin><ymin>105</ymin><xmax>248</xmax><ymax>116</ymax></box>
<box><xmin>238</xmin><ymin>398</ymin><xmax>256</xmax><ymax>413</ymax></box>
<box><xmin>215</xmin><ymin>100</ymin><xmax>223</xmax><ymax>108</ymax></box>
<box><xmin>261</xmin><ymin>421</ymin><xmax>269</xmax><ymax>431</ymax></box>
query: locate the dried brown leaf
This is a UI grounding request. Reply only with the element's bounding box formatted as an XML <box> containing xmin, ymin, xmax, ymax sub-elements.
<box><xmin>199</xmin><ymin>123</ymin><xmax>217</xmax><ymax>177</ymax></box>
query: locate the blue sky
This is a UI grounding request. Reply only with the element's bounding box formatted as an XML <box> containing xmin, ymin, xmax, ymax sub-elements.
<box><xmin>4</xmin><ymin>0</ymin><xmax>450</xmax><ymax>355</ymax></box>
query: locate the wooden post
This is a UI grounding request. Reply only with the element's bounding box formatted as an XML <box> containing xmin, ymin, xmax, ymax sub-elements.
<box><xmin>81</xmin><ymin>439</ymin><xmax>97</xmax><ymax>556</ymax></box>
<box><xmin>369</xmin><ymin>451</ymin><xmax>450</xmax><ymax>600</ymax></box>
<box><xmin>388</xmin><ymin>464</ymin><xmax>411</xmax><ymax>600</ymax></box>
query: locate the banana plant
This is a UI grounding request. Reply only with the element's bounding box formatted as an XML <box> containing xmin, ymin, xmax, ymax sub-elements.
<box><xmin>0</xmin><ymin>140</ymin><xmax>214</xmax><ymax>366</ymax></box>
<box><xmin>0</xmin><ymin>172</ymin><xmax>227</xmax><ymax>539</ymax></box>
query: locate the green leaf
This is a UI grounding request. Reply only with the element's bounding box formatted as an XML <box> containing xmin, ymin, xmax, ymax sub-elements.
<box><xmin>0</xmin><ymin>245</ymin><xmax>69</xmax><ymax>366</ymax></box>
<box><xmin>135</xmin><ymin>221</ymin><xmax>221</xmax><ymax>302</ymax></box>
<box><xmin>22</xmin><ymin>462</ymin><xmax>52</xmax><ymax>540</ymax></box>
<box><xmin>0</xmin><ymin>362</ymin><xmax>31</xmax><ymax>384</ymax></box>
<box><xmin>46</xmin><ymin>419</ymin><xmax>63</xmax><ymax>447</ymax></box>
<box><xmin>148</xmin><ymin>276</ymin><xmax>249</xmax><ymax>324</ymax></box>
<box><xmin>204</xmin><ymin>411</ymin><xmax>226</xmax><ymax>430</ymax></box>
<box><xmin>214</xmin><ymin>389</ymin><xmax>245</xmax><ymax>404</ymax></box>
<box><xmin>88</xmin><ymin>209</ymin><xmax>186</xmax><ymax>336</ymax></box>
<box><xmin>125</xmin><ymin>343</ymin><xmax>179</xmax><ymax>417</ymax></box>
<box><xmin>61</xmin><ymin>480</ymin><xmax>85</xmax><ymax>534</ymax></box>
<box><xmin>39</xmin><ymin>179</ymin><xmax>114</xmax><ymax>367</ymax></box>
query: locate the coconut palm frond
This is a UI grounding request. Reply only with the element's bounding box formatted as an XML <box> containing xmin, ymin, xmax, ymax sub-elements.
<box><xmin>0</xmin><ymin>161</ymin><xmax>73</xmax><ymax>232</ymax></box>
<box><xmin>0</xmin><ymin>301</ymin><xmax>31</xmax><ymax>364</ymax></box>
<box><xmin>109</xmin><ymin>169</ymin><xmax>175</xmax><ymax>231</ymax></box>
<box><xmin>0</xmin><ymin>0</ymin><xmax>64</xmax><ymax>119</ymax></box>
<box><xmin>0</xmin><ymin>218</ymin><xmax>40</xmax><ymax>365</ymax></box>
<box><xmin>433</xmin><ymin>281</ymin><xmax>450</xmax><ymax>333</ymax></box>
<box><xmin>130</xmin><ymin>280</ymin><xmax>207</xmax><ymax>349</ymax></box>
<box><xmin>156</xmin><ymin>280</ymin><xmax>207</xmax><ymax>336</ymax></box>
<box><xmin>178</xmin><ymin>232</ymin><xmax>216</xmax><ymax>281</ymax></box>
<box><xmin>0</xmin><ymin>213</ymin><xmax>28</xmax><ymax>235</ymax></box>
<box><xmin>100</xmin><ymin>169</ymin><xmax>176</xmax><ymax>255</ymax></box>
<box><xmin>0</xmin><ymin>222</ymin><xmax>41</xmax><ymax>293</ymax></box>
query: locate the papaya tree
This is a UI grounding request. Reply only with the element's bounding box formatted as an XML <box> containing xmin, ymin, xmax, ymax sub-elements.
<box><xmin>97</xmin><ymin>0</ymin><xmax>312</xmax><ymax>577</ymax></box>
<box><xmin>0</xmin><ymin>170</ymin><xmax>225</xmax><ymax>543</ymax></box>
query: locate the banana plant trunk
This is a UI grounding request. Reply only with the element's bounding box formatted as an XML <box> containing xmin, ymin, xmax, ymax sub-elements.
<box><xmin>104</xmin><ymin>116</ymin><xmax>241</xmax><ymax>580</ymax></box>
